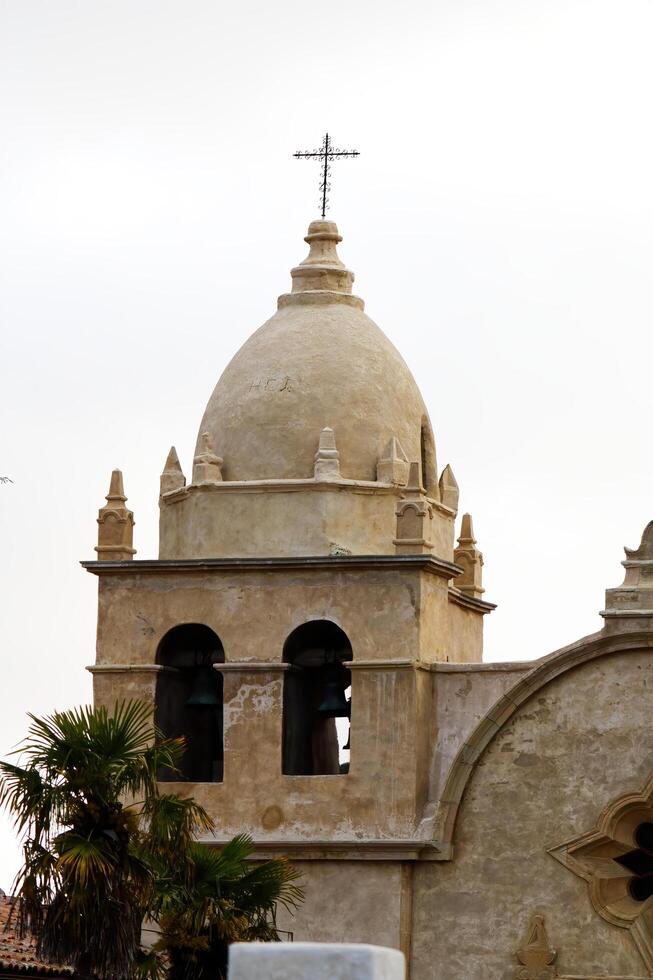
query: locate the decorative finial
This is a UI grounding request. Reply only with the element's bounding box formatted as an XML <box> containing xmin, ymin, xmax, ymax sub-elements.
<box><xmin>95</xmin><ymin>469</ymin><xmax>136</xmax><ymax>561</ymax></box>
<box><xmin>454</xmin><ymin>513</ymin><xmax>484</xmax><ymax>598</ymax></box>
<box><xmin>377</xmin><ymin>436</ymin><xmax>409</xmax><ymax>486</ymax></box>
<box><xmin>602</xmin><ymin>519</ymin><xmax>653</xmax><ymax>621</ymax></box>
<box><xmin>294</xmin><ymin>132</ymin><xmax>360</xmax><ymax>218</ymax></box>
<box><xmin>192</xmin><ymin>432</ymin><xmax>223</xmax><ymax>485</ymax></box>
<box><xmin>314</xmin><ymin>427</ymin><xmax>341</xmax><ymax>481</ymax></box>
<box><xmin>160</xmin><ymin>447</ymin><xmax>186</xmax><ymax>496</ymax></box>
<box><xmin>285</xmin><ymin>220</ymin><xmax>356</xmax><ymax>299</ymax></box>
<box><xmin>394</xmin><ymin>461</ymin><xmax>433</xmax><ymax>554</ymax></box>
<box><xmin>438</xmin><ymin>464</ymin><xmax>459</xmax><ymax>513</ymax></box>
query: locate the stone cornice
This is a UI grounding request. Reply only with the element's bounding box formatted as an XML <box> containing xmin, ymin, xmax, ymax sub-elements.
<box><xmin>89</xmin><ymin>658</ymin><xmax>532</xmax><ymax>676</ymax></box>
<box><xmin>448</xmin><ymin>587</ymin><xmax>497</xmax><ymax>615</ymax></box>
<box><xmin>197</xmin><ymin>837</ymin><xmax>442</xmax><ymax>862</ymax></box>
<box><xmin>81</xmin><ymin>554</ymin><xmax>463</xmax><ymax>582</ymax></box>
<box><xmin>161</xmin><ymin>478</ymin><xmax>400</xmax><ymax>503</ymax></box>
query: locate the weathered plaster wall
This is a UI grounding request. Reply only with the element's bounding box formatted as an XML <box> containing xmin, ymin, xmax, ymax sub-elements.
<box><xmin>411</xmin><ymin>648</ymin><xmax>653</xmax><ymax>980</ymax></box>
<box><xmin>159</xmin><ymin>482</ymin><xmax>457</xmax><ymax>561</ymax></box>
<box><xmin>159</xmin><ymin>484</ymin><xmax>456</xmax><ymax>561</ymax></box>
<box><xmin>427</xmin><ymin>662</ymin><xmax>532</xmax><ymax>806</ymax></box>
<box><xmin>417</xmin><ymin>576</ymin><xmax>486</xmax><ymax>664</ymax></box>
<box><xmin>274</xmin><ymin>862</ymin><xmax>405</xmax><ymax>948</ymax></box>
<box><xmin>90</xmin><ymin>563</ymin><xmax>474</xmax><ymax>842</ymax></box>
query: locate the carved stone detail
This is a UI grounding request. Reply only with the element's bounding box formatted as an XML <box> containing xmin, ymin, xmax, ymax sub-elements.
<box><xmin>160</xmin><ymin>446</ymin><xmax>186</xmax><ymax>496</ymax></box>
<box><xmin>453</xmin><ymin>513</ymin><xmax>484</xmax><ymax>598</ymax></box>
<box><xmin>394</xmin><ymin>462</ymin><xmax>433</xmax><ymax>555</ymax></box>
<box><xmin>438</xmin><ymin>463</ymin><xmax>459</xmax><ymax>513</ymax></box>
<box><xmin>377</xmin><ymin>436</ymin><xmax>409</xmax><ymax>486</ymax></box>
<box><xmin>514</xmin><ymin>914</ymin><xmax>557</xmax><ymax>979</ymax></box>
<box><xmin>549</xmin><ymin>772</ymin><xmax>653</xmax><ymax>975</ymax></box>
<box><xmin>603</xmin><ymin>520</ymin><xmax>653</xmax><ymax>621</ymax></box>
<box><xmin>95</xmin><ymin>470</ymin><xmax>136</xmax><ymax>561</ymax></box>
<box><xmin>192</xmin><ymin>432</ymin><xmax>223</xmax><ymax>485</ymax></box>
<box><xmin>314</xmin><ymin>427</ymin><xmax>341</xmax><ymax>481</ymax></box>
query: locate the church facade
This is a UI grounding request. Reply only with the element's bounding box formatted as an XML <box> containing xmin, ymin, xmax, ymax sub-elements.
<box><xmin>85</xmin><ymin>220</ymin><xmax>653</xmax><ymax>979</ymax></box>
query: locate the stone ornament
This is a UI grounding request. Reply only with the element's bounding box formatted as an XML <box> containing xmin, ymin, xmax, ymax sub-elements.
<box><xmin>377</xmin><ymin>436</ymin><xmax>409</xmax><ymax>486</ymax></box>
<box><xmin>314</xmin><ymin>427</ymin><xmax>341</xmax><ymax>481</ymax></box>
<box><xmin>289</xmin><ymin>219</ymin><xmax>356</xmax><ymax>298</ymax></box>
<box><xmin>453</xmin><ymin>513</ymin><xmax>484</xmax><ymax>598</ymax></box>
<box><xmin>95</xmin><ymin>470</ymin><xmax>135</xmax><ymax>561</ymax></box>
<box><xmin>548</xmin><ymin>772</ymin><xmax>653</xmax><ymax>974</ymax></box>
<box><xmin>228</xmin><ymin>942</ymin><xmax>405</xmax><ymax>980</ymax></box>
<box><xmin>438</xmin><ymin>463</ymin><xmax>459</xmax><ymax>513</ymax></box>
<box><xmin>514</xmin><ymin>914</ymin><xmax>557</xmax><ymax>979</ymax></box>
<box><xmin>192</xmin><ymin>432</ymin><xmax>223</xmax><ymax>485</ymax></box>
<box><xmin>160</xmin><ymin>446</ymin><xmax>186</xmax><ymax>496</ymax></box>
<box><xmin>603</xmin><ymin>520</ymin><xmax>653</xmax><ymax>621</ymax></box>
<box><xmin>394</xmin><ymin>462</ymin><xmax>433</xmax><ymax>555</ymax></box>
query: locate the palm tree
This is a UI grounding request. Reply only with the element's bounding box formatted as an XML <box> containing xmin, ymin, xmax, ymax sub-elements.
<box><xmin>0</xmin><ymin>701</ymin><xmax>187</xmax><ymax>980</ymax></box>
<box><xmin>148</xmin><ymin>830</ymin><xmax>304</xmax><ymax>980</ymax></box>
<box><xmin>1</xmin><ymin>701</ymin><xmax>303</xmax><ymax>980</ymax></box>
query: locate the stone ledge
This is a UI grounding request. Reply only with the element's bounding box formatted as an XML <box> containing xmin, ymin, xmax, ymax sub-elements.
<box><xmin>81</xmin><ymin>554</ymin><xmax>463</xmax><ymax>582</ymax></box>
<box><xmin>448</xmin><ymin>587</ymin><xmax>497</xmax><ymax>615</ymax></box>
<box><xmin>161</xmin><ymin>477</ymin><xmax>400</xmax><ymax>502</ymax></box>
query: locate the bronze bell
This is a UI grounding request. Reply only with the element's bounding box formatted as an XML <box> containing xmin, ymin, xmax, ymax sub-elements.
<box><xmin>318</xmin><ymin>666</ymin><xmax>349</xmax><ymax>718</ymax></box>
<box><xmin>186</xmin><ymin>664</ymin><xmax>220</xmax><ymax>708</ymax></box>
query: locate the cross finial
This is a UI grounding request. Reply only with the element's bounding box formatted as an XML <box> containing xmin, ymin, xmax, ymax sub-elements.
<box><xmin>294</xmin><ymin>133</ymin><xmax>360</xmax><ymax>218</ymax></box>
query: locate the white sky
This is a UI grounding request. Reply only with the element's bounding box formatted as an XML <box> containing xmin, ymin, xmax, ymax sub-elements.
<box><xmin>1</xmin><ymin>0</ymin><xmax>652</xmax><ymax>890</ymax></box>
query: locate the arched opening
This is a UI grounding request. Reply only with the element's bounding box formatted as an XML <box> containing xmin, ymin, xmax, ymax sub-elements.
<box><xmin>420</xmin><ymin>417</ymin><xmax>437</xmax><ymax>495</ymax></box>
<box><xmin>282</xmin><ymin>620</ymin><xmax>352</xmax><ymax>776</ymax></box>
<box><xmin>155</xmin><ymin>624</ymin><xmax>224</xmax><ymax>783</ymax></box>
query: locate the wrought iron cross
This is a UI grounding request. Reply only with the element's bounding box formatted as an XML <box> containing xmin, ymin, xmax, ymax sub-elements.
<box><xmin>294</xmin><ymin>133</ymin><xmax>360</xmax><ymax>218</ymax></box>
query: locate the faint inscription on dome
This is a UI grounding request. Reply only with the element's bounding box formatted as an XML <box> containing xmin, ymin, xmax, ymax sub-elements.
<box><xmin>247</xmin><ymin>376</ymin><xmax>297</xmax><ymax>394</ymax></box>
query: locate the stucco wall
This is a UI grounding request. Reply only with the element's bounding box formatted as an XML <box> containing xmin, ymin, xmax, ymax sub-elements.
<box><xmin>411</xmin><ymin>648</ymin><xmax>653</xmax><ymax>979</ymax></box>
<box><xmin>90</xmin><ymin>562</ymin><xmax>475</xmax><ymax>842</ymax></box>
<box><xmin>275</xmin><ymin>862</ymin><xmax>405</xmax><ymax>948</ymax></box>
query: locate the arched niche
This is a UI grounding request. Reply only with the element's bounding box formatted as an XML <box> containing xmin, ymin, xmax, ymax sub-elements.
<box><xmin>155</xmin><ymin>623</ymin><xmax>224</xmax><ymax>783</ymax></box>
<box><xmin>420</xmin><ymin>416</ymin><xmax>437</xmax><ymax>495</ymax></box>
<box><xmin>282</xmin><ymin>620</ymin><xmax>352</xmax><ymax>777</ymax></box>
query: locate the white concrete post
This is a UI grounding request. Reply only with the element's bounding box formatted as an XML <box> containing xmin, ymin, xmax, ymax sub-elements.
<box><xmin>228</xmin><ymin>942</ymin><xmax>405</xmax><ymax>980</ymax></box>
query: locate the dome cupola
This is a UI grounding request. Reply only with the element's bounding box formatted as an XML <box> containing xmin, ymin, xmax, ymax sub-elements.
<box><xmin>158</xmin><ymin>220</ymin><xmax>460</xmax><ymax>561</ymax></box>
<box><xmin>196</xmin><ymin>220</ymin><xmax>438</xmax><ymax>489</ymax></box>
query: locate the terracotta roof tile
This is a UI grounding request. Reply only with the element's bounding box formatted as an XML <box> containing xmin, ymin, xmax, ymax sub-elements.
<box><xmin>0</xmin><ymin>898</ymin><xmax>75</xmax><ymax>977</ymax></box>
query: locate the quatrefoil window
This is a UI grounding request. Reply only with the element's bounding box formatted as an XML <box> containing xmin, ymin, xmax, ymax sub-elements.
<box><xmin>548</xmin><ymin>777</ymin><xmax>653</xmax><ymax>970</ymax></box>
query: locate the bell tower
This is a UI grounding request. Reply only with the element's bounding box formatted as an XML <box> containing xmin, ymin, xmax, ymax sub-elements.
<box><xmin>84</xmin><ymin>219</ymin><xmax>494</xmax><ymax>955</ymax></box>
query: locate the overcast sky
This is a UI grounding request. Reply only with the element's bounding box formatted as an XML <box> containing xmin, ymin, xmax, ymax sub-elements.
<box><xmin>1</xmin><ymin>0</ymin><xmax>652</xmax><ymax>889</ymax></box>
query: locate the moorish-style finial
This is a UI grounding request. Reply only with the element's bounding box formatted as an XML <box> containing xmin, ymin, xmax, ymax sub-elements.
<box><xmin>454</xmin><ymin>513</ymin><xmax>484</xmax><ymax>598</ymax></box>
<box><xmin>438</xmin><ymin>464</ymin><xmax>460</xmax><ymax>513</ymax></box>
<box><xmin>394</xmin><ymin>462</ymin><xmax>433</xmax><ymax>555</ymax></box>
<box><xmin>377</xmin><ymin>436</ymin><xmax>409</xmax><ymax>486</ymax></box>
<box><xmin>294</xmin><ymin>133</ymin><xmax>360</xmax><ymax>218</ymax></box>
<box><xmin>192</xmin><ymin>432</ymin><xmax>223</xmax><ymax>485</ymax></box>
<box><xmin>160</xmin><ymin>446</ymin><xmax>186</xmax><ymax>496</ymax></box>
<box><xmin>314</xmin><ymin>427</ymin><xmax>341</xmax><ymax>481</ymax></box>
<box><xmin>95</xmin><ymin>469</ymin><xmax>136</xmax><ymax>561</ymax></box>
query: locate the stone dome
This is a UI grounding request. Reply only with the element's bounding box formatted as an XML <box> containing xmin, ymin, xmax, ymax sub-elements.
<box><xmin>196</xmin><ymin>220</ymin><xmax>437</xmax><ymax>487</ymax></box>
